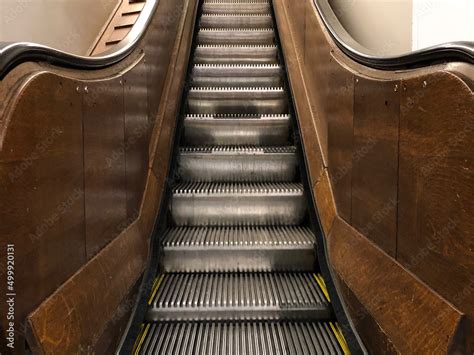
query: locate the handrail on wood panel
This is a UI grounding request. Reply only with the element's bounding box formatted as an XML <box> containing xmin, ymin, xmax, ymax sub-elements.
<box><xmin>0</xmin><ymin>0</ymin><xmax>158</xmax><ymax>79</ymax></box>
<box><xmin>313</xmin><ymin>0</ymin><xmax>473</xmax><ymax>69</ymax></box>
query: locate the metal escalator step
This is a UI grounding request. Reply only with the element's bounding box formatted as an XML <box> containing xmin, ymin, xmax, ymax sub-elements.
<box><xmin>197</xmin><ymin>28</ymin><xmax>274</xmax><ymax>45</ymax></box>
<box><xmin>137</xmin><ymin>321</ymin><xmax>344</xmax><ymax>354</ymax></box>
<box><xmin>192</xmin><ymin>64</ymin><xmax>282</xmax><ymax>87</ymax></box>
<box><xmin>204</xmin><ymin>0</ymin><xmax>270</xmax><ymax>2</ymax></box>
<box><xmin>200</xmin><ymin>14</ymin><xmax>273</xmax><ymax>28</ymax></box>
<box><xmin>170</xmin><ymin>182</ymin><xmax>306</xmax><ymax>226</ymax></box>
<box><xmin>177</xmin><ymin>146</ymin><xmax>297</xmax><ymax>182</ymax></box>
<box><xmin>202</xmin><ymin>2</ymin><xmax>271</xmax><ymax>14</ymax></box>
<box><xmin>183</xmin><ymin>114</ymin><xmax>291</xmax><ymax>146</ymax></box>
<box><xmin>147</xmin><ymin>273</ymin><xmax>330</xmax><ymax>321</ymax></box>
<box><xmin>161</xmin><ymin>226</ymin><xmax>315</xmax><ymax>271</ymax></box>
<box><xmin>194</xmin><ymin>45</ymin><xmax>278</xmax><ymax>64</ymax></box>
<box><xmin>187</xmin><ymin>87</ymin><xmax>287</xmax><ymax>114</ymax></box>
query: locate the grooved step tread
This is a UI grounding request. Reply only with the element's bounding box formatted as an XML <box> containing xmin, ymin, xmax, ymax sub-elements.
<box><xmin>162</xmin><ymin>226</ymin><xmax>314</xmax><ymax>247</ymax></box>
<box><xmin>147</xmin><ymin>273</ymin><xmax>330</xmax><ymax>320</ymax></box>
<box><xmin>137</xmin><ymin>321</ymin><xmax>344</xmax><ymax>354</ymax></box>
<box><xmin>179</xmin><ymin>146</ymin><xmax>295</xmax><ymax>154</ymax></box>
<box><xmin>184</xmin><ymin>113</ymin><xmax>289</xmax><ymax>119</ymax></box>
<box><xmin>172</xmin><ymin>182</ymin><xmax>303</xmax><ymax>195</ymax></box>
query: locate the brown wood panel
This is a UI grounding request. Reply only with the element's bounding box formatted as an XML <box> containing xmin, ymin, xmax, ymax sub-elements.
<box><xmin>145</xmin><ymin>0</ymin><xmax>187</xmax><ymax>127</ymax></box>
<box><xmin>123</xmin><ymin>60</ymin><xmax>149</xmax><ymax>220</ymax></box>
<box><xmin>351</xmin><ymin>78</ymin><xmax>399</xmax><ymax>256</ymax></box>
<box><xmin>327</xmin><ymin>59</ymin><xmax>354</xmax><ymax>222</ymax></box>
<box><xmin>26</xmin><ymin>220</ymin><xmax>148</xmax><ymax>355</ymax></box>
<box><xmin>328</xmin><ymin>216</ymin><xmax>467</xmax><ymax>354</ymax></box>
<box><xmin>273</xmin><ymin>0</ymin><xmax>324</xmax><ymax>186</ymax></box>
<box><xmin>314</xmin><ymin>170</ymin><xmax>337</xmax><ymax>236</ymax></box>
<box><xmin>83</xmin><ymin>78</ymin><xmax>127</xmax><ymax>258</ymax></box>
<box><xmin>303</xmin><ymin>1</ymin><xmax>332</xmax><ymax>163</ymax></box>
<box><xmin>398</xmin><ymin>72</ymin><xmax>474</xmax><ymax>348</ymax></box>
<box><xmin>282</xmin><ymin>0</ymin><xmax>305</xmax><ymax>56</ymax></box>
<box><xmin>0</xmin><ymin>74</ymin><xmax>85</xmax><ymax>353</ymax></box>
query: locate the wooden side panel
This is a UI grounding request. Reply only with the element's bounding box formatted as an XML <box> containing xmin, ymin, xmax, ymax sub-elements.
<box><xmin>0</xmin><ymin>74</ymin><xmax>85</xmax><ymax>353</ymax></box>
<box><xmin>329</xmin><ymin>216</ymin><xmax>467</xmax><ymax>354</ymax></box>
<box><xmin>83</xmin><ymin>78</ymin><xmax>127</xmax><ymax>258</ymax></box>
<box><xmin>351</xmin><ymin>78</ymin><xmax>399</xmax><ymax>256</ymax></box>
<box><xmin>26</xmin><ymin>221</ymin><xmax>148</xmax><ymax>355</ymax></box>
<box><xmin>398</xmin><ymin>72</ymin><xmax>474</xmax><ymax>348</ymax></box>
<box><xmin>327</xmin><ymin>61</ymin><xmax>354</xmax><ymax>221</ymax></box>
<box><xmin>282</xmin><ymin>0</ymin><xmax>305</xmax><ymax>56</ymax></box>
<box><xmin>274</xmin><ymin>0</ymin><xmax>324</xmax><ymax>187</ymax></box>
<box><xmin>303</xmin><ymin>1</ymin><xmax>332</xmax><ymax>163</ymax></box>
<box><xmin>124</xmin><ymin>61</ymin><xmax>149</xmax><ymax>220</ymax></box>
<box><xmin>314</xmin><ymin>169</ymin><xmax>337</xmax><ymax>236</ymax></box>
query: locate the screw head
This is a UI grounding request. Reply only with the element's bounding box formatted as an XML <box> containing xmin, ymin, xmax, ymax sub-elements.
<box><xmin>84</xmin><ymin>86</ymin><xmax>89</xmax><ymax>93</ymax></box>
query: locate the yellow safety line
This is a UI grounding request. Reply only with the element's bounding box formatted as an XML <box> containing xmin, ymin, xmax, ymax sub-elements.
<box><xmin>330</xmin><ymin>322</ymin><xmax>350</xmax><ymax>355</ymax></box>
<box><xmin>133</xmin><ymin>323</ymin><xmax>150</xmax><ymax>355</ymax></box>
<box><xmin>147</xmin><ymin>274</ymin><xmax>165</xmax><ymax>305</ymax></box>
<box><xmin>313</xmin><ymin>273</ymin><xmax>330</xmax><ymax>302</ymax></box>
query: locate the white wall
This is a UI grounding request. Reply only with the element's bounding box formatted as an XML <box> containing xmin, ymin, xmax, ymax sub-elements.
<box><xmin>412</xmin><ymin>0</ymin><xmax>474</xmax><ymax>50</ymax></box>
<box><xmin>0</xmin><ymin>0</ymin><xmax>120</xmax><ymax>55</ymax></box>
<box><xmin>329</xmin><ymin>0</ymin><xmax>413</xmax><ymax>55</ymax></box>
<box><xmin>330</xmin><ymin>0</ymin><xmax>473</xmax><ymax>55</ymax></box>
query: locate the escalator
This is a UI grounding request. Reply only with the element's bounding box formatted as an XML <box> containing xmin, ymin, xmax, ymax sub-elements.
<box><xmin>125</xmin><ymin>1</ymin><xmax>361</xmax><ymax>353</ymax></box>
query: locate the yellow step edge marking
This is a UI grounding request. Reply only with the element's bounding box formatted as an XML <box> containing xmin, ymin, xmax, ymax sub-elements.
<box><xmin>147</xmin><ymin>274</ymin><xmax>165</xmax><ymax>305</ymax></box>
<box><xmin>313</xmin><ymin>273</ymin><xmax>330</xmax><ymax>302</ymax></box>
<box><xmin>330</xmin><ymin>322</ymin><xmax>350</xmax><ymax>355</ymax></box>
<box><xmin>133</xmin><ymin>323</ymin><xmax>150</xmax><ymax>355</ymax></box>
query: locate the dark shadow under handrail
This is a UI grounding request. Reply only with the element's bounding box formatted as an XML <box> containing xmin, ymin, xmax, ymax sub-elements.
<box><xmin>0</xmin><ymin>0</ymin><xmax>158</xmax><ymax>79</ymax></box>
<box><xmin>313</xmin><ymin>0</ymin><xmax>473</xmax><ymax>70</ymax></box>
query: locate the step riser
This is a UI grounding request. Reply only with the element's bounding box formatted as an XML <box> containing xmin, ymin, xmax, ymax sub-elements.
<box><xmin>177</xmin><ymin>153</ymin><xmax>297</xmax><ymax>182</ymax></box>
<box><xmin>187</xmin><ymin>99</ymin><xmax>288</xmax><ymax>114</ymax></box>
<box><xmin>200</xmin><ymin>15</ymin><xmax>273</xmax><ymax>28</ymax></box>
<box><xmin>202</xmin><ymin>3</ymin><xmax>271</xmax><ymax>14</ymax></box>
<box><xmin>171</xmin><ymin>193</ymin><xmax>306</xmax><ymax>226</ymax></box>
<box><xmin>194</xmin><ymin>47</ymin><xmax>278</xmax><ymax>64</ymax></box>
<box><xmin>148</xmin><ymin>273</ymin><xmax>329</xmax><ymax>321</ymax></box>
<box><xmin>184</xmin><ymin>118</ymin><xmax>290</xmax><ymax>146</ymax></box>
<box><xmin>193</xmin><ymin>65</ymin><xmax>281</xmax><ymax>77</ymax></box>
<box><xmin>148</xmin><ymin>308</ymin><xmax>329</xmax><ymax>322</ymax></box>
<box><xmin>192</xmin><ymin>76</ymin><xmax>282</xmax><ymax>87</ymax></box>
<box><xmin>198</xmin><ymin>31</ymin><xmax>274</xmax><ymax>45</ymax></box>
<box><xmin>162</xmin><ymin>247</ymin><xmax>315</xmax><ymax>272</ymax></box>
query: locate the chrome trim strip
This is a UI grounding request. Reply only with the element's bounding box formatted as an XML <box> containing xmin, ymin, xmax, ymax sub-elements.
<box><xmin>0</xmin><ymin>0</ymin><xmax>158</xmax><ymax>79</ymax></box>
<box><xmin>312</xmin><ymin>0</ymin><xmax>473</xmax><ymax>69</ymax></box>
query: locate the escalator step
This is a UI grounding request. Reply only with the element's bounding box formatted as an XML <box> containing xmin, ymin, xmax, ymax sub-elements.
<box><xmin>200</xmin><ymin>14</ymin><xmax>273</xmax><ymax>28</ymax></box>
<box><xmin>192</xmin><ymin>64</ymin><xmax>282</xmax><ymax>87</ymax></box>
<box><xmin>183</xmin><ymin>114</ymin><xmax>291</xmax><ymax>146</ymax></box>
<box><xmin>147</xmin><ymin>273</ymin><xmax>330</xmax><ymax>321</ymax></box>
<box><xmin>177</xmin><ymin>146</ymin><xmax>297</xmax><ymax>182</ymax></box>
<box><xmin>194</xmin><ymin>45</ymin><xmax>278</xmax><ymax>64</ymax></box>
<box><xmin>197</xmin><ymin>28</ymin><xmax>275</xmax><ymax>45</ymax></box>
<box><xmin>187</xmin><ymin>87</ymin><xmax>287</xmax><ymax>114</ymax></box>
<box><xmin>161</xmin><ymin>225</ymin><xmax>315</xmax><ymax>272</ymax></box>
<box><xmin>202</xmin><ymin>2</ymin><xmax>271</xmax><ymax>14</ymax></box>
<box><xmin>170</xmin><ymin>182</ymin><xmax>306</xmax><ymax>226</ymax></box>
<box><xmin>137</xmin><ymin>321</ymin><xmax>344</xmax><ymax>354</ymax></box>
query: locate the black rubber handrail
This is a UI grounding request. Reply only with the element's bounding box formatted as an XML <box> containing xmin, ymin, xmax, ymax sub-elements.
<box><xmin>314</xmin><ymin>0</ymin><xmax>473</xmax><ymax>70</ymax></box>
<box><xmin>0</xmin><ymin>0</ymin><xmax>158</xmax><ymax>79</ymax></box>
